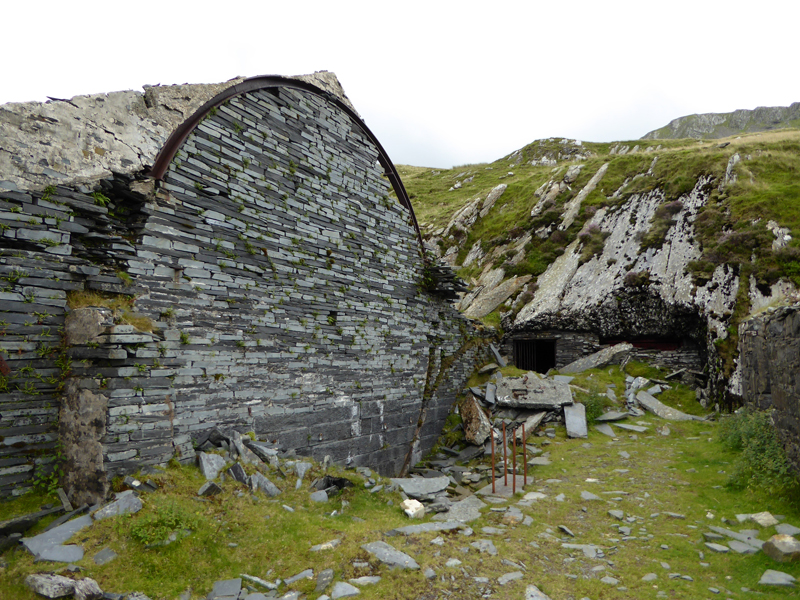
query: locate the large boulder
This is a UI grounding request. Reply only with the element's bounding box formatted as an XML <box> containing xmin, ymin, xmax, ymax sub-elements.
<box><xmin>764</xmin><ymin>534</ymin><xmax>800</xmax><ymax>563</ymax></box>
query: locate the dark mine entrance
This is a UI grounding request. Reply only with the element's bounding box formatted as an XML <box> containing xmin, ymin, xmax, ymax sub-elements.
<box><xmin>514</xmin><ymin>339</ymin><xmax>556</xmax><ymax>373</ymax></box>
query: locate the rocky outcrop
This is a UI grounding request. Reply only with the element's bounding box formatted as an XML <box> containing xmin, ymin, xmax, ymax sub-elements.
<box><xmin>0</xmin><ymin>80</ymin><xmax>242</xmax><ymax>191</ymax></box>
<box><xmin>422</xmin><ymin>141</ymin><xmax>797</xmax><ymax>400</ymax></box>
<box><xmin>642</xmin><ymin>103</ymin><xmax>800</xmax><ymax>140</ymax></box>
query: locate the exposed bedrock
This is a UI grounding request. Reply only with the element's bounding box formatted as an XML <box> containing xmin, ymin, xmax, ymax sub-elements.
<box><xmin>510</xmin><ymin>180</ymin><xmax>728</xmax><ymax>333</ymax></box>
<box><xmin>497</xmin><ymin>179</ymin><xmax>754</xmax><ymax>382</ymax></box>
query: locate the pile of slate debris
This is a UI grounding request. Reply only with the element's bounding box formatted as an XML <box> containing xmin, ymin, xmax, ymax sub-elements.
<box><xmin>2</xmin><ymin>343</ymin><xmax>718</xmax><ymax>599</ymax></box>
<box><xmin>407</xmin><ymin>343</ymin><xmax>710</xmax><ymax>506</ymax></box>
<box><xmin>3</xmin><ymin>427</ymin><xmax>364</xmax><ymax>600</ymax></box>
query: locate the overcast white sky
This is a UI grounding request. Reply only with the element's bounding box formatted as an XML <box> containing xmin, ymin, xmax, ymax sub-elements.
<box><xmin>2</xmin><ymin>1</ymin><xmax>796</xmax><ymax>168</ymax></box>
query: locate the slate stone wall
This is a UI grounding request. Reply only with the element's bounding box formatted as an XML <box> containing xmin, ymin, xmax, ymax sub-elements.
<box><xmin>627</xmin><ymin>348</ymin><xmax>703</xmax><ymax>371</ymax></box>
<box><xmin>739</xmin><ymin>304</ymin><xmax>800</xmax><ymax>474</ymax></box>
<box><xmin>0</xmin><ymin>186</ymin><xmax>100</xmax><ymax>497</ymax></box>
<box><xmin>0</xmin><ymin>84</ymin><xmax>489</xmax><ymax>498</ymax></box>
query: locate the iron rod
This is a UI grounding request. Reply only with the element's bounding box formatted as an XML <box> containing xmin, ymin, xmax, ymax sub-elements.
<box><xmin>503</xmin><ymin>422</ymin><xmax>508</xmax><ymax>488</ymax></box>
<box><xmin>491</xmin><ymin>427</ymin><xmax>496</xmax><ymax>494</ymax></box>
<box><xmin>512</xmin><ymin>429</ymin><xmax>517</xmax><ymax>494</ymax></box>
<box><xmin>523</xmin><ymin>424</ymin><xmax>527</xmax><ymax>486</ymax></box>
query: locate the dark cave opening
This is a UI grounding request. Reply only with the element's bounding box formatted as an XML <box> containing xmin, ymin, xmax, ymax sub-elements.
<box><xmin>514</xmin><ymin>338</ymin><xmax>556</xmax><ymax>373</ymax></box>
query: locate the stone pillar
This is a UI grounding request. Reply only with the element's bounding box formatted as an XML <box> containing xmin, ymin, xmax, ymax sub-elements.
<box><xmin>59</xmin><ymin>378</ymin><xmax>109</xmax><ymax>506</ymax></box>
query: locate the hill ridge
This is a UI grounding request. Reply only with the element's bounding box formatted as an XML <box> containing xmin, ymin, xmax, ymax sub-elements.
<box><xmin>642</xmin><ymin>103</ymin><xmax>800</xmax><ymax>140</ymax></box>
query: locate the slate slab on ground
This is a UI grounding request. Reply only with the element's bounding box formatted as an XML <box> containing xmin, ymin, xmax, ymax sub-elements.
<box><xmin>361</xmin><ymin>541</ymin><xmax>419</xmax><ymax>569</ymax></box>
<box><xmin>389</xmin><ymin>477</ymin><xmax>449</xmax><ymax>499</ymax></box>
<box><xmin>22</xmin><ymin>514</ymin><xmax>93</xmax><ymax>562</ymax></box>
<box><xmin>564</xmin><ymin>403</ymin><xmax>587</xmax><ymax>438</ymax></box>
<box><xmin>636</xmin><ymin>390</ymin><xmax>696</xmax><ymax>421</ymax></box>
<box><xmin>495</xmin><ymin>374</ymin><xmax>573</xmax><ymax>410</ymax></box>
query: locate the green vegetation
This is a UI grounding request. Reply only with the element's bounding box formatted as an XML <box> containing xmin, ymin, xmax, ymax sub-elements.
<box><xmin>639</xmin><ymin>200</ymin><xmax>683</xmax><ymax>250</ymax></box>
<box><xmin>67</xmin><ymin>290</ymin><xmax>156</xmax><ymax>333</ymax></box>
<box><xmin>719</xmin><ymin>408</ymin><xmax>800</xmax><ymax>497</ymax></box>
<box><xmin>129</xmin><ymin>499</ymin><xmax>200</xmax><ymax>546</ymax></box>
<box><xmin>90</xmin><ymin>191</ymin><xmax>110</xmax><ymax>207</ymax></box>
<box><xmin>577</xmin><ymin>224</ymin><xmax>610</xmax><ymax>264</ymax></box>
<box><xmin>31</xmin><ymin>450</ymin><xmax>65</xmax><ymax>497</ymax></box>
<box><xmin>116</xmin><ymin>271</ymin><xmax>133</xmax><ymax>286</ymax></box>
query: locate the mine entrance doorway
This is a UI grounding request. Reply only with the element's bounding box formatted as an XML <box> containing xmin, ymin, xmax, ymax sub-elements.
<box><xmin>514</xmin><ymin>339</ymin><xmax>556</xmax><ymax>373</ymax></box>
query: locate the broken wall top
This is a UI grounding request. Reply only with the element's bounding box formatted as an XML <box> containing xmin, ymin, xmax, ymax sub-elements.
<box><xmin>0</xmin><ymin>71</ymin><xmax>355</xmax><ymax>192</ymax></box>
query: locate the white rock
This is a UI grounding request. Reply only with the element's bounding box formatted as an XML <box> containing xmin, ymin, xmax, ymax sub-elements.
<box><xmin>401</xmin><ymin>499</ymin><xmax>425</xmax><ymax>519</ymax></box>
<box><xmin>751</xmin><ymin>511</ymin><xmax>779</xmax><ymax>527</ymax></box>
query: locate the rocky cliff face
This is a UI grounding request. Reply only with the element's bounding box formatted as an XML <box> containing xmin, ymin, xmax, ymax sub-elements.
<box><xmin>642</xmin><ymin>103</ymin><xmax>800</xmax><ymax>140</ymax></box>
<box><xmin>407</xmin><ymin>132</ymin><xmax>800</xmax><ymax>402</ymax></box>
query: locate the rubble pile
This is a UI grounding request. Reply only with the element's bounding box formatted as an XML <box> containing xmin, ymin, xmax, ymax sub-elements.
<box><xmin>402</xmin><ymin>345</ymin><xmax>707</xmax><ymax>518</ymax></box>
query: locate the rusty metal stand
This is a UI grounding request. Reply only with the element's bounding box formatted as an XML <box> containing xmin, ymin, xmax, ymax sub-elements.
<box><xmin>523</xmin><ymin>424</ymin><xmax>527</xmax><ymax>486</ymax></box>
<box><xmin>502</xmin><ymin>423</ymin><xmax>508</xmax><ymax>488</ymax></box>
<box><xmin>512</xmin><ymin>431</ymin><xmax>517</xmax><ymax>494</ymax></box>
<box><xmin>491</xmin><ymin>429</ymin><xmax>496</xmax><ymax>494</ymax></box>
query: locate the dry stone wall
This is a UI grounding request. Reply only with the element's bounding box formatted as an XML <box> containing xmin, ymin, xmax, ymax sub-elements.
<box><xmin>0</xmin><ymin>79</ymin><xmax>489</xmax><ymax>499</ymax></box>
<box><xmin>739</xmin><ymin>304</ymin><xmax>800</xmax><ymax>473</ymax></box>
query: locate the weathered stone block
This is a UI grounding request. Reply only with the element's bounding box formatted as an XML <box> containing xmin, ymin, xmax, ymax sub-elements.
<box><xmin>59</xmin><ymin>379</ymin><xmax>109</xmax><ymax>506</ymax></box>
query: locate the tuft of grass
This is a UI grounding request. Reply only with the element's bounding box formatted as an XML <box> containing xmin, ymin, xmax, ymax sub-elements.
<box><xmin>66</xmin><ymin>290</ymin><xmax>156</xmax><ymax>333</ymax></box>
<box><xmin>577</xmin><ymin>224</ymin><xmax>610</xmax><ymax>263</ymax></box>
<box><xmin>639</xmin><ymin>200</ymin><xmax>683</xmax><ymax>250</ymax></box>
<box><xmin>582</xmin><ymin>395</ymin><xmax>611</xmax><ymax>424</ymax></box>
<box><xmin>129</xmin><ymin>498</ymin><xmax>200</xmax><ymax>546</ymax></box>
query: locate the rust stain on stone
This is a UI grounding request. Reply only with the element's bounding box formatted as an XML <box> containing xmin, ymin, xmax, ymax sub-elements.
<box><xmin>0</xmin><ymin>355</ymin><xmax>10</xmax><ymax>376</ymax></box>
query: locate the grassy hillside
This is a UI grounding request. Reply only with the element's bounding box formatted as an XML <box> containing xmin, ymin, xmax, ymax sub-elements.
<box><xmin>400</xmin><ymin>130</ymin><xmax>800</xmax><ymax>334</ymax></box>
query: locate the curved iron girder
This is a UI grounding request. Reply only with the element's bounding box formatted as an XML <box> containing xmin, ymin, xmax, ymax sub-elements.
<box><xmin>148</xmin><ymin>75</ymin><xmax>424</xmax><ymax>251</ymax></box>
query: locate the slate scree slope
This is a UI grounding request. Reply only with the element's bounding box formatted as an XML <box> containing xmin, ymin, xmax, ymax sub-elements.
<box><xmin>0</xmin><ymin>73</ymin><xmax>491</xmax><ymax>503</ymax></box>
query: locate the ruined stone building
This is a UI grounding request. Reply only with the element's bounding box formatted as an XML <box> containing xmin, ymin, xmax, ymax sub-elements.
<box><xmin>0</xmin><ymin>73</ymin><xmax>491</xmax><ymax>502</ymax></box>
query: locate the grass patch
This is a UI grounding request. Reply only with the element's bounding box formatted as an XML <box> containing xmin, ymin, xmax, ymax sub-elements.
<box><xmin>67</xmin><ymin>290</ymin><xmax>157</xmax><ymax>333</ymax></box>
<box><xmin>499</xmin><ymin>365</ymin><xmax>528</xmax><ymax>377</ymax></box>
<box><xmin>481</xmin><ymin>309</ymin><xmax>503</xmax><ymax>332</ymax></box>
<box><xmin>0</xmin><ymin>461</ymin><xmax>413</xmax><ymax>600</ymax></box>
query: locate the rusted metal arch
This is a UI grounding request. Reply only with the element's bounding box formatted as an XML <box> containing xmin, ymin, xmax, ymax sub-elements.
<box><xmin>148</xmin><ymin>75</ymin><xmax>424</xmax><ymax>251</ymax></box>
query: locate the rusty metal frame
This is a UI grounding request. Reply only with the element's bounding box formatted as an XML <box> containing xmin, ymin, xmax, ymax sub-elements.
<box><xmin>148</xmin><ymin>75</ymin><xmax>424</xmax><ymax>250</ymax></box>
